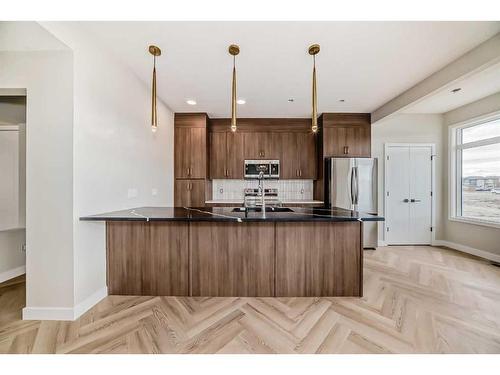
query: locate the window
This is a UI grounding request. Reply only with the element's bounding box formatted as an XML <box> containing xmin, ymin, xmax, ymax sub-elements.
<box><xmin>451</xmin><ymin>117</ymin><xmax>500</xmax><ymax>226</ymax></box>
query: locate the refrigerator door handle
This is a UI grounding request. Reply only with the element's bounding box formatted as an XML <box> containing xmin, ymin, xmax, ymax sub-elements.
<box><xmin>354</xmin><ymin>166</ymin><xmax>359</xmax><ymax>205</ymax></box>
<box><xmin>350</xmin><ymin>167</ymin><xmax>356</xmax><ymax>207</ymax></box>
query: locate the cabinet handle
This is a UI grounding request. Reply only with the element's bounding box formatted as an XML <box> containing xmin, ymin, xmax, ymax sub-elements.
<box><xmin>299</xmin><ymin>170</ymin><xmax>302</xmax><ymax>177</ymax></box>
<box><xmin>187</xmin><ymin>167</ymin><xmax>191</xmax><ymax>176</ymax></box>
<box><xmin>344</xmin><ymin>146</ymin><xmax>349</xmax><ymax>155</ymax></box>
<box><xmin>296</xmin><ymin>170</ymin><xmax>299</xmax><ymax>177</ymax></box>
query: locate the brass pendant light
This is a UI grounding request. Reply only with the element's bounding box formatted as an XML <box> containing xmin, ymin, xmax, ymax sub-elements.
<box><xmin>228</xmin><ymin>44</ymin><xmax>240</xmax><ymax>132</ymax></box>
<box><xmin>149</xmin><ymin>45</ymin><xmax>161</xmax><ymax>133</ymax></box>
<box><xmin>309</xmin><ymin>44</ymin><xmax>320</xmax><ymax>133</ymax></box>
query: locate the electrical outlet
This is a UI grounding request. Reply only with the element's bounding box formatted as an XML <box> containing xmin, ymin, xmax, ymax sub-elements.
<box><xmin>152</xmin><ymin>188</ymin><xmax>158</xmax><ymax>196</ymax></box>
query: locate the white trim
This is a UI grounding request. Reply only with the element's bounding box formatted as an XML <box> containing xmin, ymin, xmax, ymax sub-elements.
<box><xmin>432</xmin><ymin>240</ymin><xmax>500</xmax><ymax>264</ymax></box>
<box><xmin>449</xmin><ymin>216</ymin><xmax>500</xmax><ymax>230</ymax></box>
<box><xmin>73</xmin><ymin>286</ymin><xmax>108</xmax><ymax>320</ymax></box>
<box><xmin>377</xmin><ymin>240</ymin><xmax>387</xmax><ymax>247</ymax></box>
<box><xmin>0</xmin><ymin>265</ymin><xmax>25</xmax><ymax>283</ymax></box>
<box><xmin>0</xmin><ymin>125</ymin><xmax>20</xmax><ymax>131</ymax></box>
<box><xmin>384</xmin><ymin>143</ymin><xmax>436</xmax><ymax>245</ymax></box>
<box><xmin>22</xmin><ymin>306</ymin><xmax>75</xmax><ymax>321</ymax></box>
<box><xmin>23</xmin><ymin>286</ymin><xmax>108</xmax><ymax>321</ymax></box>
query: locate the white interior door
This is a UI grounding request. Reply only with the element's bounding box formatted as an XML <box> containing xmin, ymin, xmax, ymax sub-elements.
<box><xmin>409</xmin><ymin>146</ymin><xmax>433</xmax><ymax>244</ymax></box>
<box><xmin>386</xmin><ymin>147</ymin><xmax>411</xmax><ymax>244</ymax></box>
<box><xmin>386</xmin><ymin>145</ymin><xmax>433</xmax><ymax>245</ymax></box>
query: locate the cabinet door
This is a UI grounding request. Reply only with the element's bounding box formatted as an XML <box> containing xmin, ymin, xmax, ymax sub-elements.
<box><xmin>174</xmin><ymin>128</ymin><xmax>191</xmax><ymax>178</ymax></box>
<box><xmin>174</xmin><ymin>179</ymin><xmax>205</xmax><ymax>207</ymax></box>
<box><xmin>226</xmin><ymin>131</ymin><xmax>245</xmax><ymax>178</ymax></box>
<box><xmin>190</xmin><ymin>222</ymin><xmax>275</xmax><ymax>296</ymax></box>
<box><xmin>297</xmin><ymin>132</ymin><xmax>317</xmax><ymax>179</ymax></box>
<box><xmin>189</xmin><ymin>180</ymin><xmax>206</xmax><ymax>207</ymax></box>
<box><xmin>280</xmin><ymin>133</ymin><xmax>299</xmax><ymax>178</ymax></box>
<box><xmin>324</xmin><ymin>126</ymin><xmax>347</xmax><ymax>157</ymax></box>
<box><xmin>243</xmin><ymin>132</ymin><xmax>272</xmax><ymax>159</ymax></box>
<box><xmin>174</xmin><ymin>179</ymin><xmax>191</xmax><ymax>206</ymax></box>
<box><xmin>189</xmin><ymin>127</ymin><xmax>207</xmax><ymax>178</ymax></box>
<box><xmin>209</xmin><ymin>132</ymin><xmax>226</xmax><ymax>179</ymax></box>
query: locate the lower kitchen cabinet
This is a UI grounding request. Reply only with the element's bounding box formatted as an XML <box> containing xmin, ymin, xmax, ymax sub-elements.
<box><xmin>275</xmin><ymin>222</ymin><xmax>362</xmax><ymax>297</ymax></box>
<box><xmin>190</xmin><ymin>222</ymin><xmax>275</xmax><ymax>296</ymax></box>
<box><xmin>106</xmin><ymin>221</ymin><xmax>189</xmax><ymax>295</ymax></box>
<box><xmin>174</xmin><ymin>179</ymin><xmax>205</xmax><ymax>207</ymax></box>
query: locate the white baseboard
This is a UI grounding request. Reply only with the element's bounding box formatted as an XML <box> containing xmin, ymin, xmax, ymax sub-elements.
<box><xmin>73</xmin><ymin>286</ymin><xmax>108</xmax><ymax>319</ymax></box>
<box><xmin>23</xmin><ymin>286</ymin><xmax>108</xmax><ymax>321</ymax></box>
<box><xmin>377</xmin><ymin>240</ymin><xmax>387</xmax><ymax>247</ymax></box>
<box><xmin>0</xmin><ymin>265</ymin><xmax>26</xmax><ymax>283</ymax></box>
<box><xmin>432</xmin><ymin>240</ymin><xmax>500</xmax><ymax>263</ymax></box>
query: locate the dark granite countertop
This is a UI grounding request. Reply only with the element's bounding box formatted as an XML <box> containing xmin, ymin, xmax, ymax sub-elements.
<box><xmin>80</xmin><ymin>206</ymin><xmax>384</xmax><ymax>223</ymax></box>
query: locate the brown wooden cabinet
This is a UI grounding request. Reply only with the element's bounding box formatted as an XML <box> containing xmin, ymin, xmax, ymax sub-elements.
<box><xmin>209</xmin><ymin>131</ymin><xmax>244</xmax><ymax>179</ymax></box>
<box><xmin>174</xmin><ymin>114</ymin><xmax>207</xmax><ymax>179</ymax></box>
<box><xmin>174</xmin><ymin>179</ymin><xmax>205</xmax><ymax>207</ymax></box>
<box><xmin>106</xmin><ymin>222</ymin><xmax>189</xmax><ymax>295</ymax></box>
<box><xmin>280</xmin><ymin>132</ymin><xmax>317</xmax><ymax>179</ymax></box>
<box><xmin>190</xmin><ymin>222</ymin><xmax>275</xmax><ymax>296</ymax></box>
<box><xmin>321</xmin><ymin>113</ymin><xmax>371</xmax><ymax>158</ymax></box>
<box><xmin>275</xmin><ymin>221</ymin><xmax>362</xmax><ymax>297</ymax></box>
<box><xmin>243</xmin><ymin>132</ymin><xmax>276</xmax><ymax>159</ymax></box>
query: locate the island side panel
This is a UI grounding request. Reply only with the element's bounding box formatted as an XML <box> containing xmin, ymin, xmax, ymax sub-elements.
<box><xmin>106</xmin><ymin>221</ymin><xmax>189</xmax><ymax>295</ymax></box>
<box><xmin>190</xmin><ymin>222</ymin><xmax>275</xmax><ymax>297</ymax></box>
<box><xmin>275</xmin><ymin>221</ymin><xmax>362</xmax><ymax>297</ymax></box>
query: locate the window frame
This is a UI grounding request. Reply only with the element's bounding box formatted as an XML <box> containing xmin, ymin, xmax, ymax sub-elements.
<box><xmin>449</xmin><ymin>112</ymin><xmax>500</xmax><ymax>229</ymax></box>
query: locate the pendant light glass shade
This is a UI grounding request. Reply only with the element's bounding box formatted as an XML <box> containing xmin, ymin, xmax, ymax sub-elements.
<box><xmin>309</xmin><ymin>44</ymin><xmax>320</xmax><ymax>133</ymax></box>
<box><xmin>228</xmin><ymin>44</ymin><xmax>240</xmax><ymax>132</ymax></box>
<box><xmin>149</xmin><ymin>45</ymin><xmax>161</xmax><ymax>133</ymax></box>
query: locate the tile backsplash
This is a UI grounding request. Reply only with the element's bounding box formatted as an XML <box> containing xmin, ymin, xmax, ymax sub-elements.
<box><xmin>212</xmin><ymin>179</ymin><xmax>313</xmax><ymax>201</ymax></box>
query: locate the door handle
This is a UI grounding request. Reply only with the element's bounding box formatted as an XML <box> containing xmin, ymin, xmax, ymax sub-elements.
<box><xmin>410</xmin><ymin>199</ymin><xmax>421</xmax><ymax>203</ymax></box>
<box><xmin>403</xmin><ymin>199</ymin><xmax>409</xmax><ymax>203</ymax></box>
<box><xmin>350</xmin><ymin>168</ymin><xmax>356</xmax><ymax>206</ymax></box>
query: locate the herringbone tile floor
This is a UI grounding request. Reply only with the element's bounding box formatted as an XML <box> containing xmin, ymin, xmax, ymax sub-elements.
<box><xmin>2</xmin><ymin>246</ymin><xmax>500</xmax><ymax>354</ymax></box>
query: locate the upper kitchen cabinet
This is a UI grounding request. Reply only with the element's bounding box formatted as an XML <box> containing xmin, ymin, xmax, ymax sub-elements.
<box><xmin>321</xmin><ymin>113</ymin><xmax>371</xmax><ymax>157</ymax></box>
<box><xmin>174</xmin><ymin>113</ymin><xmax>208</xmax><ymax>179</ymax></box>
<box><xmin>281</xmin><ymin>132</ymin><xmax>317</xmax><ymax>179</ymax></box>
<box><xmin>243</xmin><ymin>132</ymin><xmax>279</xmax><ymax>160</ymax></box>
<box><xmin>209</xmin><ymin>131</ymin><xmax>244</xmax><ymax>179</ymax></box>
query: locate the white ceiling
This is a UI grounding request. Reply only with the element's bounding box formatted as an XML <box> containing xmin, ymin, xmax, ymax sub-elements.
<box><xmin>0</xmin><ymin>22</ymin><xmax>68</xmax><ymax>51</ymax></box>
<box><xmin>80</xmin><ymin>21</ymin><xmax>500</xmax><ymax>117</ymax></box>
<box><xmin>402</xmin><ymin>61</ymin><xmax>500</xmax><ymax>114</ymax></box>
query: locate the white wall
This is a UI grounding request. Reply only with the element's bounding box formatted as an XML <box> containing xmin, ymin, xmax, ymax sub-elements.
<box><xmin>40</xmin><ymin>22</ymin><xmax>174</xmax><ymax>313</ymax></box>
<box><xmin>0</xmin><ymin>51</ymin><xmax>75</xmax><ymax>311</ymax></box>
<box><xmin>442</xmin><ymin>93</ymin><xmax>500</xmax><ymax>256</ymax></box>
<box><xmin>372</xmin><ymin>114</ymin><xmax>445</xmax><ymax>243</ymax></box>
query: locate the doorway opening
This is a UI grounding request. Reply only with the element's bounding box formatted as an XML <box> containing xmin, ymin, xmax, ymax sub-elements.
<box><xmin>0</xmin><ymin>92</ymin><xmax>27</xmax><ymax>321</ymax></box>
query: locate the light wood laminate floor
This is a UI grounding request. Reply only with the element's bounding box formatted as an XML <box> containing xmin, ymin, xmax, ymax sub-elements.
<box><xmin>2</xmin><ymin>246</ymin><xmax>500</xmax><ymax>354</ymax></box>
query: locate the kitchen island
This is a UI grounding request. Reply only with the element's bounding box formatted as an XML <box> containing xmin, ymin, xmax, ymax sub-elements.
<box><xmin>81</xmin><ymin>206</ymin><xmax>383</xmax><ymax>298</ymax></box>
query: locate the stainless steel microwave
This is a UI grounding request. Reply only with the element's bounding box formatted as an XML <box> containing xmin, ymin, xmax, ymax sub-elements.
<box><xmin>244</xmin><ymin>160</ymin><xmax>280</xmax><ymax>179</ymax></box>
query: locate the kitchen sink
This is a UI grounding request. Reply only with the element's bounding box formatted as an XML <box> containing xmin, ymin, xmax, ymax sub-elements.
<box><xmin>232</xmin><ymin>207</ymin><xmax>294</xmax><ymax>213</ymax></box>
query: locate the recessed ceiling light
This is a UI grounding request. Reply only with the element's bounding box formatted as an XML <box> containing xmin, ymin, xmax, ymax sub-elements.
<box><xmin>288</xmin><ymin>98</ymin><xmax>295</xmax><ymax>102</ymax></box>
<box><xmin>186</xmin><ymin>99</ymin><xmax>197</xmax><ymax>105</ymax></box>
<box><xmin>451</xmin><ymin>88</ymin><xmax>462</xmax><ymax>93</ymax></box>
<box><xmin>237</xmin><ymin>99</ymin><xmax>246</xmax><ymax>105</ymax></box>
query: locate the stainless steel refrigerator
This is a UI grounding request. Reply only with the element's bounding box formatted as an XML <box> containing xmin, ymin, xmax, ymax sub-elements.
<box><xmin>324</xmin><ymin>157</ymin><xmax>378</xmax><ymax>249</ymax></box>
